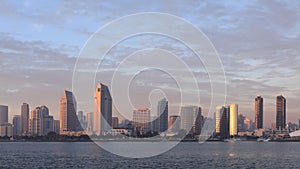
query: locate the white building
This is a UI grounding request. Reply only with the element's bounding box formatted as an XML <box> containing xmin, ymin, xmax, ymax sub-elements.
<box><xmin>94</xmin><ymin>83</ymin><xmax>112</xmax><ymax>135</ymax></box>
<box><xmin>29</xmin><ymin>106</ymin><xmax>54</xmax><ymax>136</ymax></box>
<box><xmin>104</xmin><ymin>129</ymin><xmax>129</xmax><ymax>136</ymax></box>
<box><xmin>289</xmin><ymin>130</ymin><xmax>300</xmax><ymax>137</ymax></box>
<box><xmin>180</xmin><ymin>106</ymin><xmax>202</xmax><ymax>135</ymax></box>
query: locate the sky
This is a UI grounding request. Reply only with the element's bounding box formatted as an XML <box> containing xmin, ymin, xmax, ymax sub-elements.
<box><xmin>0</xmin><ymin>0</ymin><xmax>300</xmax><ymax>128</ymax></box>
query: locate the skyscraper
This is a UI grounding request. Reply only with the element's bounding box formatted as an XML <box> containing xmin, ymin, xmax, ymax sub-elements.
<box><xmin>53</xmin><ymin>120</ymin><xmax>60</xmax><ymax>134</ymax></box>
<box><xmin>215</xmin><ymin>104</ymin><xmax>238</xmax><ymax>136</ymax></box>
<box><xmin>21</xmin><ymin>103</ymin><xmax>29</xmax><ymax>135</ymax></box>
<box><xmin>238</xmin><ymin>114</ymin><xmax>246</xmax><ymax>132</ymax></box>
<box><xmin>215</xmin><ymin>106</ymin><xmax>223</xmax><ymax>134</ymax></box>
<box><xmin>60</xmin><ymin>90</ymin><xmax>80</xmax><ymax>134</ymax></box>
<box><xmin>29</xmin><ymin>105</ymin><xmax>53</xmax><ymax>136</ymax></box>
<box><xmin>133</xmin><ymin>108</ymin><xmax>150</xmax><ymax>134</ymax></box>
<box><xmin>276</xmin><ymin>95</ymin><xmax>286</xmax><ymax>130</ymax></box>
<box><xmin>180</xmin><ymin>106</ymin><xmax>203</xmax><ymax>135</ymax></box>
<box><xmin>94</xmin><ymin>83</ymin><xmax>112</xmax><ymax>135</ymax></box>
<box><xmin>157</xmin><ymin>98</ymin><xmax>168</xmax><ymax>133</ymax></box>
<box><xmin>77</xmin><ymin>111</ymin><xmax>86</xmax><ymax>130</ymax></box>
<box><xmin>86</xmin><ymin>112</ymin><xmax>93</xmax><ymax>133</ymax></box>
<box><xmin>43</xmin><ymin>115</ymin><xmax>54</xmax><ymax>136</ymax></box>
<box><xmin>29</xmin><ymin>107</ymin><xmax>42</xmax><ymax>136</ymax></box>
<box><xmin>150</xmin><ymin>115</ymin><xmax>159</xmax><ymax>132</ymax></box>
<box><xmin>229</xmin><ymin>104</ymin><xmax>238</xmax><ymax>136</ymax></box>
<box><xmin>215</xmin><ymin>105</ymin><xmax>230</xmax><ymax>138</ymax></box>
<box><xmin>0</xmin><ymin>105</ymin><xmax>8</xmax><ymax>124</ymax></box>
<box><xmin>255</xmin><ymin>95</ymin><xmax>263</xmax><ymax>129</ymax></box>
<box><xmin>168</xmin><ymin>115</ymin><xmax>180</xmax><ymax>133</ymax></box>
<box><xmin>13</xmin><ymin>115</ymin><xmax>21</xmax><ymax>136</ymax></box>
<box><xmin>77</xmin><ymin>111</ymin><xmax>84</xmax><ymax>124</ymax></box>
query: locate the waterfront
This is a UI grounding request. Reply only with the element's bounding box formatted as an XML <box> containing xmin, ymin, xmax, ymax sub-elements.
<box><xmin>0</xmin><ymin>142</ymin><xmax>299</xmax><ymax>168</ymax></box>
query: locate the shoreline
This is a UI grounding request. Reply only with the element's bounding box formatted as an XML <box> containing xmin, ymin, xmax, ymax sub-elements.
<box><xmin>1</xmin><ymin>139</ymin><xmax>300</xmax><ymax>143</ymax></box>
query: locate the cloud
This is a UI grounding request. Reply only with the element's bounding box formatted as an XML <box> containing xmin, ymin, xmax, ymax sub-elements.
<box><xmin>0</xmin><ymin>33</ymin><xmax>78</xmax><ymax>120</ymax></box>
<box><xmin>6</xmin><ymin>89</ymin><xmax>19</xmax><ymax>93</ymax></box>
<box><xmin>0</xmin><ymin>0</ymin><xmax>299</xmax><ymax>126</ymax></box>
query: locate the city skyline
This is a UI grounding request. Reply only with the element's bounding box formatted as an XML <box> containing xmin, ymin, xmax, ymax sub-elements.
<box><xmin>2</xmin><ymin>88</ymin><xmax>298</xmax><ymax>128</ymax></box>
<box><xmin>0</xmin><ymin>87</ymin><xmax>298</xmax><ymax>138</ymax></box>
<box><xmin>1</xmin><ymin>1</ymin><xmax>300</xmax><ymax>167</ymax></box>
<box><xmin>0</xmin><ymin>1</ymin><xmax>300</xmax><ymax>127</ymax></box>
<box><xmin>0</xmin><ymin>92</ymin><xmax>297</xmax><ymax>128</ymax></box>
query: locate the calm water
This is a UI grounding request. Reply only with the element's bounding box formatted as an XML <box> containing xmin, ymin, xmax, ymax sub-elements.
<box><xmin>0</xmin><ymin>142</ymin><xmax>299</xmax><ymax>168</ymax></box>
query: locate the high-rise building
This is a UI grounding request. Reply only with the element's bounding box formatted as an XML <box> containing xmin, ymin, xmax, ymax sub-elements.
<box><xmin>94</xmin><ymin>83</ymin><xmax>112</xmax><ymax>135</ymax></box>
<box><xmin>29</xmin><ymin>107</ymin><xmax>41</xmax><ymax>136</ymax></box>
<box><xmin>215</xmin><ymin>104</ymin><xmax>238</xmax><ymax>137</ymax></box>
<box><xmin>150</xmin><ymin>116</ymin><xmax>158</xmax><ymax>132</ymax></box>
<box><xmin>21</xmin><ymin>103</ymin><xmax>29</xmax><ymax>135</ymax></box>
<box><xmin>229</xmin><ymin>104</ymin><xmax>238</xmax><ymax>136</ymax></box>
<box><xmin>53</xmin><ymin>120</ymin><xmax>60</xmax><ymax>134</ymax></box>
<box><xmin>168</xmin><ymin>115</ymin><xmax>180</xmax><ymax>133</ymax></box>
<box><xmin>133</xmin><ymin>108</ymin><xmax>150</xmax><ymax>134</ymax></box>
<box><xmin>180</xmin><ymin>106</ymin><xmax>203</xmax><ymax>135</ymax></box>
<box><xmin>215</xmin><ymin>105</ymin><xmax>230</xmax><ymax>138</ymax></box>
<box><xmin>276</xmin><ymin>95</ymin><xmax>286</xmax><ymax>130</ymax></box>
<box><xmin>77</xmin><ymin>111</ymin><xmax>87</xmax><ymax>130</ymax></box>
<box><xmin>86</xmin><ymin>112</ymin><xmax>93</xmax><ymax>133</ymax></box>
<box><xmin>13</xmin><ymin>115</ymin><xmax>21</xmax><ymax>136</ymax></box>
<box><xmin>238</xmin><ymin>114</ymin><xmax>246</xmax><ymax>132</ymax></box>
<box><xmin>60</xmin><ymin>90</ymin><xmax>81</xmax><ymax>134</ymax></box>
<box><xmin>0</xmin><ymin>105</ymin><xmax>8</xmax><ymax>124</ymax></box>
<box><xmin>157</xmin><ymin>98</ymin><xmax>168</xmax><ymax>133</ymax></box>
<box><xmin>43</xmin><ymin>115</ymin><xmax>54</xmax><ymax>136</ymax></box>
<box><xmin>255</xmin><ymin>96</ymin><xmax>263</xmax><ymax>129</ymax></box>
<box><xmin>215</xmin><ymin>106</ymin><xmax>223</xmax><ymax>133</ymax></box>
<box><xmin>29</xmin><ymin>105</ymin><xmax>54</xmax><ymax>136</ymax></box>
<box><xmin>112</xmin><ymin>117</ymin><xmax>119</xmax><ymax>129</ymax></box>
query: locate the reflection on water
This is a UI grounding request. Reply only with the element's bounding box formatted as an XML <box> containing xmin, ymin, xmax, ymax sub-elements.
<box><xmin>0</xmin><ymin>142</ymin><xmax>299</xmax><ymax>168</ymax></box>
<box><xmin>95</xmin><ymin>141</ymin><xmax>180</xmax><ymax>158</ymax></box>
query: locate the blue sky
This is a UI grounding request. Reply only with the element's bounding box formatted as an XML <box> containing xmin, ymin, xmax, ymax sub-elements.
<box><xmin>0</xmin><ymin>0</ymin><xmax>300</xmax><ymax>127</ymax></box>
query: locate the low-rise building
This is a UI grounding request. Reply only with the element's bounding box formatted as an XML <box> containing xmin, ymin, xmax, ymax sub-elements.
<box><xmin>0</xmin><ymin>123</ymin><xmax>13</xmax><ymax>137</ymax></box>
<box><xmin>103</xmin><ymin>129</ymin><xmax>129</xmax><ymax>136</ymax></box>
